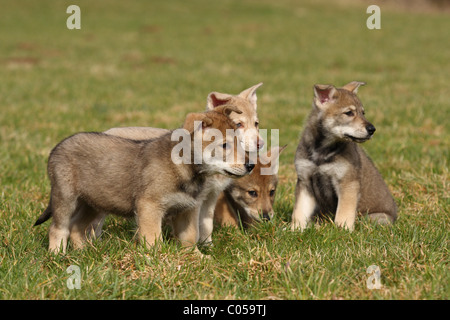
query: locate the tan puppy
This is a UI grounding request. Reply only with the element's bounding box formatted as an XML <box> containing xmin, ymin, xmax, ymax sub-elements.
<box><xmin>291</xmin><ymin>81</ymin><xmax>397</xmax><ymax>231</ymax></box>
<box><xmin>104</xmin><ymin>84</ymin><xmax>265</xmax><ymax>244</ymax></box>
<box><xmin>214</xmin><ymin>146</ymin><xmax>286</xmax><ymax>228</ymax></box>
<box><xmin>34</xmin><ymin>106</ymin><xmax>254</xmax><ymax>253</ymax></box>
<box><xmin>105</xmin><ymin>83</ymin><xmax>264</xmax><ymax>150</ymax></box>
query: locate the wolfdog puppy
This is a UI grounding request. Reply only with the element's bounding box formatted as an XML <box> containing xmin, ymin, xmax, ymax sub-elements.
<box><xmin>34</xmin><ymin>105</ymin><xmax>254</xmax><ymax>253</ymax></box>
<box><xmin>104</xmin><ymin>83</ymin><xmax>265</xmax><ymax>244</ymax></box>
<box><xmin>291</xmin><ymin>81</ymin><xmax>397</xmax><ymax>231</ymax></box>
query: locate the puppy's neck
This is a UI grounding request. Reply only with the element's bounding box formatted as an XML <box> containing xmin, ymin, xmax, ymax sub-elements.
<box><xmin>304</xmin><ymin>107</ymin><xmax>348</xmax><ymax>163</ymax></box>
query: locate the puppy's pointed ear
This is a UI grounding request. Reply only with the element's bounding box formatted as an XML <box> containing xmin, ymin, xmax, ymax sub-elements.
<box><xmin>183</xmin><ymin>113</ymin><xmax>213</xmax><ymax>133</ymax></box>
<box><xmin>342</xmin><ymin>81</ymin><xmax>366</xmax><ymax>93</ymax></box>
<box><xmin>206</xmin><ymin>92</ymin><xmax>233</xmax><ymax>110</ymax></box>
<box><xmin>238</xmin><ymin>82</ymin><xmax>263</xmax><ymax>110</ymax></box>
<box><xmin>263</xmin><ymin>144</ymin><xmax>287</xmax><ymax>163</ymax></box>
<box><xmin>314</xmin><ymin>84</ymin><xmax>337</xmax><ymax>107</ymax></box>
<box><xmin>259</xmin><ymin>144</ymin><xmax>287</xmax><ymax>175</ymax></box>
<box><xmin>273</xmin><ymin>144</ymin><xmax>287</xmax><ymax>157</ymax></box>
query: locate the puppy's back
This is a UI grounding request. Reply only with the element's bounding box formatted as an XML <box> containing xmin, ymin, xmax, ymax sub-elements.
<box><xmin>48</xmin><ymin>132</ymin><xmax>144</xmax><ymax>215</ymax></box>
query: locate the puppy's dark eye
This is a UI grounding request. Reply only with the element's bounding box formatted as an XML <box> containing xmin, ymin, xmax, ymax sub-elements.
<box><xmin>248</xmin><ymin>190</ymin><xmax>257</xmax><ymax>198</ymax></box>
<box><xmin>255</xmin><ymin>121</ymin><xmax>259</xmax><ymax>127</ymax></box>
<box><xmin>236</xmin><ymin>123</ymin><xmax>243</xmax><ymax>128</ymax></box>
<box><xmin>344</xmin><ymin>111</ymin><xmax>354</xmax><ymax>116</ymax></box>
<box><xmin>269</xmin><ymin>189</ymin><xmax>275</xmax><ymax>197</ymax></box>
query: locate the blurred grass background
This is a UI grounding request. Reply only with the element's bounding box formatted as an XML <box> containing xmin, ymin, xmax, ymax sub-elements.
<box><xmin>0</xmin><ymin>0</ymin><xmax>448</xmax><ymax>299</ymax></box>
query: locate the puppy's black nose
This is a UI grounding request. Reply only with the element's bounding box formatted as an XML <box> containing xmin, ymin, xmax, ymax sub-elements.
<box><xmin>366</xmin><ymin>124</ymin><xmax>376</xmax><ymax>136</ymax></box>
<box><xmin>245</xmin><ymin>162</ymin><xmax>255</xmax><ymax>172</ymax></box>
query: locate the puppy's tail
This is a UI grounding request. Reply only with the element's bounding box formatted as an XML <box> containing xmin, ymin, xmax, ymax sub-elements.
<box><xmin>34</xmin><ymin>201</ymin><xmax>53</xmax><ymax>226</ymax></box>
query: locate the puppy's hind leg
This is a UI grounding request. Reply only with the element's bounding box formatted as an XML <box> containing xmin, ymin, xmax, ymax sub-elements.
<box><xmin>48</xmin><ymin>193</ymin><xmax>78</xmax><ymax>254</ymax></box>
<box><xmin>89</xmin><ymin>212</ymin><xmax>107</xmax><ymax>239</ymax></box>
<box><xmin>69</xmin><ymin>202</ymin><xmax>103</xmax><ymax>249</ymax></box>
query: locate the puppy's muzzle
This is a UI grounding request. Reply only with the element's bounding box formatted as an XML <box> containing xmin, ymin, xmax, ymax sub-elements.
<box><xmin>245</xmin><ymin>162</ymin><xmax>255</xmax><ymax>173</ymax></box>
<box><xmin>262</xmin><ymin>212</ymin><xmax>271</xmax><ymax>221</ymax></box>
<box><xmin>366</xmin><ymin>124</ymin><xmax>376</xmax><ymax>136</ymax></box>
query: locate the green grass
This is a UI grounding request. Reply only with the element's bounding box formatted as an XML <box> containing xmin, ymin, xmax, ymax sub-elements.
<box><xmin>0</xmin><ymin>0</ymin><xmax>448</xmax><ymax>299</ymax></box>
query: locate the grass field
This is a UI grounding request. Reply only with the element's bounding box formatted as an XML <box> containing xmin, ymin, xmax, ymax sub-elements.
<box><xmin>0</xmin><ymin>0</ymin><xmax>448</xmax><ymax>300</ymax></box>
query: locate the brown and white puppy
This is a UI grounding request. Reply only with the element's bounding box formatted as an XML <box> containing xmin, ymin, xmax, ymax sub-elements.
<box><xmin>291</xmin><ymin>81</ymin><xmax>397</xmax><ymax>231</ymax></box>
<box><xmin>214</xmin><ymin>145</ymin><xmax>286</xmax><ymax>228</ymax></box>
<box><xmin>206</xmin><ymin>83</ymin><xmax>264</xmax><ymax>152</ymax></box>
<box><xmin>103</xmin><ymin>83</ymin><xmax>265</xmax><ymax>245</ymax></box>
<box><xmin>105</xmin><ymin>83</ymin><xmax>264</xmax><ymax>150</ymax></box>
<box><xmin>34</xmin><ymin>106</ymin><xmax>254</xmax><ymax>253</ymax></box>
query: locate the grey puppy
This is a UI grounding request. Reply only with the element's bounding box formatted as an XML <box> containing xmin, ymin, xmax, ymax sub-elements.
<box><xmin>291</xmin><ymin>81</ymin><xmax>397</xmax><ymax>231</ymax></box>
<box><xmin>34</xmin><ymin>105</ymin><xmax>254</xmax><ymax>253</ymax></box>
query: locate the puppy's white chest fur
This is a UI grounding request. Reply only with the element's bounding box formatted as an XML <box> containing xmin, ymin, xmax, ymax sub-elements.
<box><xmin>295</xmin><ymin>157</ymin><xmax>350</xmax><ymax>183</ymax></box>
<box><xmin>161</xmin><ymin>175</ymin><xmax>231</xmax><ymax>214</ymax></box>
<box><xmin>204</xmin><ymin>174</ymin><xmax>232</xmax><ymax>195</ymax></box>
